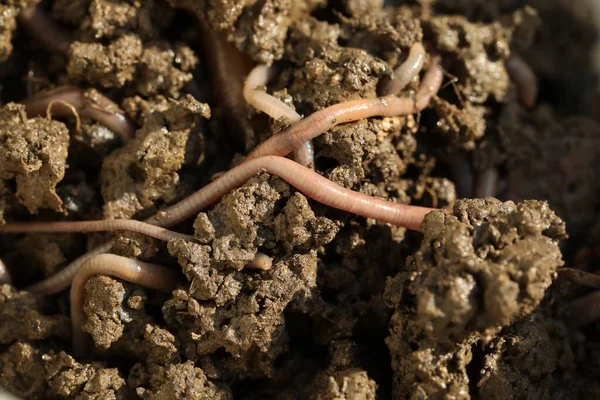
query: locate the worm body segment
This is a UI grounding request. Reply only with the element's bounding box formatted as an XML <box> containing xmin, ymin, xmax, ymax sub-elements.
<box><xmin>23</xmin><ymin>86</ymin><xmax>136</xmax><ymax>141</ymax></box>
<box><xmin>381</xmin><ymin>43</ymin><xmax>426</xmax><ymax>96</ymax></box>
<box><xmin>70</xmin><ymin>254</ymin><xmax>179</xmax><ymax>356</ymax></box>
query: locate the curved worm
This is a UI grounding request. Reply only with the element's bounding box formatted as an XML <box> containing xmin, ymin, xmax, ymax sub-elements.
<box><xmin>505</xmin><ymin>55</ymin><xmax>538</xmax><ymax>108</ymax></box>
<box><xmin>247</xmin><ymin>57</ymin><xmax>443</xmax><ymax>160</ymax></box>
<box><xmin>380</xmin><ymin>42</ymin><xmax>426</xmax><ymax>96</ymax></box>
<box><xmin>145</xmin><ymin>155</ymin><xmax>434</xmax><ymax>231</ymax></box>
<box><xmin>23</xmin><ymin>86</ymin><xmax>136</xmax><ymax>141</ymax></box>
<box><xmin>70</xmin><ymin>254</ymin><xmax>179</xmax><ymax>356</ymax></box>
<box><xmin>17</xmin><ymin>6</ymin><xmax>73</xmax><ymax>54</ymax></box>
<box><xmin>415</xmin><ymin>56</ymin><xmax>444</xmax><ymax>111</ymax></box>
<box><xmin>18</xmin><ymin>59</ymin><xmax>444</xmax><ymax>295</ymax></box>
<box><xmin>26</xmin><ymin>241</ymin><xmax>114</xmax><ymax>295</ymax></box>
<box><xmin>0</xmin><ymin>257</ymin><xmax>12</xmax><ymax>286</ymax></box>
<box><xmin>244</xmin><ymin>64</ymin><xmax>313</xmax><ymax>168</ymax></box>
<box><xmin>197</xmin><ymin>18</ymin><xmax>255</xmax><ymax>150</ymax></box>
<box><xmin>0</xmin><ymin>219</ymin><xmax>193</xmax><ymax>242</ymax></box>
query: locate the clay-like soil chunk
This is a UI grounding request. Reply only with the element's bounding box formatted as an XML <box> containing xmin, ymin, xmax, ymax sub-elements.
<box><xmin>136</xmin><ymin>361</ymin><xmax>232</xmax><ymax>399</ymax></box>
<box><xmin>43</xmin><ymin>351</ymin><xmax>126</xmax><ymax>399</ymax></box>
<box><xmin>101</xmin><ymin>96</ymin><xmax>209</xmax><ymax>219</ymax></box>
<box><xmin>0</xmin><ymin>5</ymin><xmax>16</xmax><ymax>63</ymax></box>
<box><xmin>68</xmin><ymin>35</ymin><xmax>143</xmax><ymax>88</ymax></box>
<box><xmin>384</xmin><ymin>198</ymin><xmax>566</xmax><ymax>399</ymax></box>
<box><xmin>165</xmin><ymin>241</ymin><xmax>318</xmax><ymax>378</ymax></box>
<box><xmin>0</xmin><ymin>104</ymin><xmax>69</xmax><ymax>213</ymax></box>
<box><xmin>0</xmin><ymin>285</ymin><xmax>69</xmax><ymax>344</ymax></box>
<box><xmin>0</xmin><ymin>343</ymin><xmax>47</xmax><ymax>399</ymax></box>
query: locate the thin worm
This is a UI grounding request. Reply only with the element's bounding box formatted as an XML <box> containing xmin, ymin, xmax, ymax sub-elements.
<box><xmin>70</xmin><ymin>254</ymin><xmax>179</xmax><ymax>356</ymax></box>
<box><xmin>23</xmin><ymin>86</ymin><xmax>136</xmax><ymax>141</ymax></box>
<box><xmin>247</xmin><ymin>57</ymin><xmax>444</xmax><ymax>161</ymax></box>
<box><xmin>244</xmin><ymin>65</ymin><xmax>301</xmax><ymax>122</ymax></box>
<box><xmin>0</xmin><ymin>220</ymin><xmax>193</xmax><ymax>242</ymax></box>
<box><xmin>380</xmin><ymin>43</ymin><xmax>426</xmax><ymax>96</ymax></box>
<box><xmin>415</xmin><ymin>56</ymin><xmax>444</xmax><ymax>111</ymax></box>
<box><xmin>564</xmin><ymin>290</ymin><xmax>600</xmax><ymax>328</ymax></box>
<box><xmin>505</xmin><ymin>55</ymin><xmax>538</xmax><ymax>108</ymax></box>
<box><xmin>559</xmin><ymin>268</ymin><xmax>600</xmax><ymax>289</ymax></box>
<box><xmin>0</xmin><ymin>257</ymin><xmax>12</xmax><ymax>285</ymax></box>
<box><xmin>21</xmin><ymin>60</ymin><xmax>444</xmax><ymax>294</ymax></box>
<box><xmin>246</xmin><ymin>252</ymin><xmax>273</xmax><ymax>271</ymax></box>
<box><xmin>197</xmin><ymin>18</ymin><xmax>255</xmax><ymax>150</ymax></box>
<box><xmin>26</xmin><ymin>241</ymin><xmax>114</xmax><ymax>295</ymax></box>
<box><xmin>145</xmin><ymin>155</ymin><xmax>434</xmax><ymax>231</ymax></box>
<box><xmin>474</xmin><ymin>167</ymin><xmax>499</xmax><ymax>198</ymax></box>
<box><xmin>17</xmin><ymin>6</ymin><xmax>73</xmax><ymax>54</ymax></box>
<box><xmin>243</xmin><ymin>64</ymin><xmax>314</xmax><ymax>168</ymax></box>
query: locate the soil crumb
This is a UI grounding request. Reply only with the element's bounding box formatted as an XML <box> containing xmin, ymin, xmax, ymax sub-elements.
<box><xmin>0</xmin><ymin>104</ymin><xmax>69</xmax><ymax>214</ymax></box>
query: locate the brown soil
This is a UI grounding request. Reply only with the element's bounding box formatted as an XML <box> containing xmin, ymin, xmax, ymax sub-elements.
<box><xmin>1</xmin><ymin>0</ymin><xmax>600</xmax><ymax>399</ymax></box>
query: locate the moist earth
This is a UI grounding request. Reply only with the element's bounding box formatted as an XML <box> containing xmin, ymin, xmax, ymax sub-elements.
<box><xmin>0</xmin><ymin>0</ymin><xmax>599</xmax><ymax>399</ymax></box>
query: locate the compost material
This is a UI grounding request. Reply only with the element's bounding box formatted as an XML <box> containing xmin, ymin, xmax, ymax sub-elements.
<box><xmin>1</xmin><ymin>0</ymin><xmax>600</xmax><ymax>399</ymax></box>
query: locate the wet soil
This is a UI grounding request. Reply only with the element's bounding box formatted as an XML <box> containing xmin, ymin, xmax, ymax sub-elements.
<box><xmin>1</xmin><ymin>0</ymin><xmax>600</xmax><ymax>399</ymax></box>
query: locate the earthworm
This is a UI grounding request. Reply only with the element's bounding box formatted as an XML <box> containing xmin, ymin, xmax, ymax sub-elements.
<box><xmin>559</xmin><ymin>268</ymin><xmax>600</xmax><ymax>289</ymax></box>
<box><xmin>474</xmin><ymin>167</ymin><xmax>499</xmax><ymax>198</ymax></box>
<box><xmin>247</xmin><ymin>57</ymin><xmax>444</xmax><ymax>160</ymax></box>
<box><xmin>0</xmin><ymin>257</ymin><xmax>12</xmax><ymax>285</ymax></box>
<box><xmin>415</xmin><ymin>56</ymin><xmax>444</xmax><ymax>111</ymax></box>
<box><xmin>20</xmin><ymin>143</ymin><xmax>434</xmax><ymax>296</ymax></box>
<box><xmin>244</xmin><ymin>65</ymin><xmax>301</xmax><ymax>122</ymax></box>
<box><xmin>505</xmin><ymin>55</ymin><xmax>538</xmax><ymax>108</ymax></box>
<box><xmin>247</xmin><ymin>252</ymin><xmax>273</xmax><ymax>271</ymax></box>
<box><xmin>17</xmin><ymin>6</ymin><xmax>73</xmax><ymax>54</ymax></box>
<box><xmin>380</xmin><ymin>43</ymin><xmax>426</xmax><ymax>96</ymax></box>
<box><xmin>19</xmin><ymin>60</ymin><xmax>443</xmax><ymax>294</ymax></box>
<box><xmin>145</xmin><ymin>155</ymin><xmax>434</xmax><ymax>231</ymax></box>
<box><xmin>243</xmin><ymin>64</ymin><xmax>314</xmax><ymax>168</ymax></box>
<box><xmin>0</xmin><ymin>220</ymin><xmax>193</xmax><ymax>242</ymax></box>
<box><xmin>564</xmin><ymin>290</ymin><xmax>600</xmax><ymax>328</ymax></box>
<box><xmin>26</xmin><ymin>241</ymin><xmax>114</xmax><ymax>295</ymax></box>
<box><xmin>70</xmin><ymin>254</ymin><xmax>179</xmax><ymax>356</ymax></box>
<box><xmin>197</xmin><ymin>18</ymin><xmax>255</xmax><ymax>150</ymax></box>
<box><xmin>23</xmin><ymin>86</ymin><xmax>136</xmax><ymax>141</ymax></box>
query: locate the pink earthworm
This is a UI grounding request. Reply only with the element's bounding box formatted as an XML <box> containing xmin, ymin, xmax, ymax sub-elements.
<box><xmin>380</xmin><ymin>42</ymin><xmax>426</xmax><ymax>96</ymax></box>
<box><xmin>246</xmin><ymin>57</ymin><xmax>444</xmax><ymax>160</ymax></box>
<box><xmin>70</xmin><ymin>254</ymin><xmax>179</xmax><ymax>356</ymax></box>
<box><xmin>17</xmin><ymin>6</ymin><xmax>73</xmax><ymax>54</ymax></box>
<box><xmin>415</xmin><ymin>56</ymin><xmax>444</xmax><ymax>111</ymax></box>
<box><xmin>197</xmin><ymin>18</ymin><xmax>255</xmax><ymax>150</ymax></box>
<box><xmin>26</xmin><ymin>241</ymin><xmax>114</xmax><ymax>295</ymax></box>
<box><xmin>145</xmin><ymin>155</ymin><xmax>434</xmax><ymax>231</ymax></box>
<box><xmin>19</xmin><ymin>59</ymin><xmax>444</xmax><ymax>295</ymax></box>
<box><xmin>0</xmin><ymin>257</ymin><xmax>12</xmax><ymax>286</ymax></box>
<box><xmin>20</xmin><ymin>153</ymin><xmax>435</xmax><ymax>296</ymax></box>
<box><xmin>243</xmin><ymin>64</ymin><xmax>314</xmax><ymax>168</ymax></box>
<box><xmin>23</xmin><ymin>86</ymin><xmax>136</xmax><ymax>141</ymax></box>
<box><xmin>0</xmin><ymin>220</ymin><xmax>193</xmax><ymax>242</ymax></box>
<box><xmin>505</xmin><ymin>55</ymin><xmax>538</xmax><ymax>108</ymax></box>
